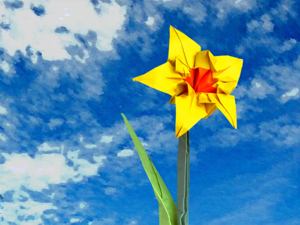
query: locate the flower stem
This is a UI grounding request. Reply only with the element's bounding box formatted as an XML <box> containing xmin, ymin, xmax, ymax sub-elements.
<box><xmin>177</xmin><ymin>131</ymin><xmax>190</xmax><ymax>225</ymax></box>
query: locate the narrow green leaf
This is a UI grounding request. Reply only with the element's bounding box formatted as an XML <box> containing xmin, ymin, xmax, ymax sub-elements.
<box><xmin>121</xmin><ymin>113</ymin><xmax>177</xmax><ymax>225</ymax></box>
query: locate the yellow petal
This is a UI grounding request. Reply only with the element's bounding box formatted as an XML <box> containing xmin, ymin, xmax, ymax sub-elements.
<box><xmin>204</xmin><ymin>104</ymin><xmax>217</xmax><ymax>118</ymax></box>
<box><xmin>209</xmin><ymin>54</ymin><xmax>242</xmax><ymax>91</ymax></box>
<box><xmin>168</xmin><ymin>26</ymin><xmax>200</xmax><ymax>69</ymax></box>
<box><xmin>133</xmin><ymin>62</ymin><xmax>184</xmax><ymax>96</ymax></box>
<box><xmin>208</xmin><ymin>54</ymin><xmax>237</xmax><ymax>71</ymax></box>
<box><xmin>215</xmin><ymin>94</ymin><xmax>237</xmax><ymax>128</ymax></box>
<box><xmin>216</xmin><ymin>81</ymin><xmax>237</xmax><ymax>94</ymax></box>
<box><xmin>214</xmin><ymin>58</ymin><xmax>243</xmax><ymax>93</ymax></box>
<box><xmin>197</xmin><ymin>93</ymin><xmax>217</xmax><ymax>118</ymax></box>
<box><xmin>197</xmin><ymin>92</ymin><xmax>211</xmax><ymax>103</ymax></box>
<box><xmin>175</xmin><ymin>85</ymin><xmax>207</xmax><ymax>137</ymax></box>
<box><xmin>211</xmin><ymin>56</ymin><xmax>243</xmax><ymax>80</ymax></box>
<box><xmin>175</xmin><ymin>58</ymin><xmax>189</xmax><ymax>75</ymax></box>
<box><xmin>194</xmin><ymin>50</ymin><xmax>211</xmax><ymax>70</ymax></box>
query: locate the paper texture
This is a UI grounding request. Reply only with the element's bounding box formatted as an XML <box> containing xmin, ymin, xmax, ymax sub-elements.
<box><xmin>133</xmin><ymin>26</ymin><xmax>243</xmax><ymax>137</ymax></box>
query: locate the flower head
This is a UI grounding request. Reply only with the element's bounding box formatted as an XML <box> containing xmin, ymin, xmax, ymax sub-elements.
<box><xmin>133</xmin><ymin>26</ymin><xmax>243</xmax><ymax>137</ymax></box>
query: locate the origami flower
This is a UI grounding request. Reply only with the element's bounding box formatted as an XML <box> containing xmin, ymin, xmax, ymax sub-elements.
<box><xmin>133</xmin><ymin>26</ymin><xmax>243</xmax><ymax>137</ymax></box>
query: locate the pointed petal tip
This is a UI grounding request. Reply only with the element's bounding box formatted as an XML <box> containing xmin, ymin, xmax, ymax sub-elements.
<box><xmin>237</xmin><ymin>58</ymin><xmax>244</xmax><ymax>66</ymax></box>
<box><xmin>230</xmin><ymin>118</ymin><xmax>237</xmax><ymax>129</ymax></box>
<box><xmin>233</xmin><ymin>122</ymin><xmax>238</xmax><ymax>129</ymax></box>
<box><xmin>229</xmin><ymin>117</ymin><xmax>238</xmax><ymax>130</ymax></box>
<box><xmin>132</xmin><ymin>75</ymin><xmax>143</xmax><ymax>83</ymax></box>
<box><xmin>175</xmin><ymin>127</ymin><xmax>187</xmax><ymax>138</ymax></box>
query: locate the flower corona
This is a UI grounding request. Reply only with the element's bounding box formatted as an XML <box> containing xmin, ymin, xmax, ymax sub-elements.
<box><xmin>133</xmin><ymin>26</ymin><xmax>243</xmax><ymax>137</ymax></box>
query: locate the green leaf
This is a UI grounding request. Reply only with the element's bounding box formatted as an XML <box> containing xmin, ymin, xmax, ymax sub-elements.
<box><xmin>121</xmin><ymin>113</ymin><xmax>177</xmax><ymax>225</ymax></box>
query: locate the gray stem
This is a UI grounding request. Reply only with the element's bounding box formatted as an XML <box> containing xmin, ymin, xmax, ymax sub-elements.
<box><xmin>177</xmin><ymin>132</ymin><xmax>190</xmax><ymax>225</ymax></box>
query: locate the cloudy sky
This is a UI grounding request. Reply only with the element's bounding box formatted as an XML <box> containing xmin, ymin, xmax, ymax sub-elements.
<box><xmin>0</xmin><ymin>0</ymin><xmax>299</xmax><ymax>224</ymax></box>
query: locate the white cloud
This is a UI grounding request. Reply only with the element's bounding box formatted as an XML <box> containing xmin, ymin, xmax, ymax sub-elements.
<box><xmin>260</xmin><ymin>14</ymin><xmax>274</xmax><ymax>32</ymax></box>
<box><xmin>70</xmin><ymin>217</ymin><xmax>81</xmax><ymax>223</ymax></box>
<box><xmin>0</xmin><ymin>153</ymin><xmax>75</xmax><ymax>193</ymax></box>
<box><xmin>128</xmin><ymin>219</ymin><xmax>139</xmax><ymax>225</ymax></box>
<box><xmin>48</xmin><ymin>118</ymin><xmax>64</xmax><ymax>129</ymax></box>
<box><xmin>67</xmin><ymin>150</ymin><xmax>106</xmax><ymax>180</ymax></box>
<box><xmin>278</xmin><ymin>38</ymin><xmax>297</xmax><ymax>52</ymax></box>
<box><xmin>94</xmin><ymin>155</ymin><xmax>106</xmax><ymax>164</ymax></box>
<box><xmin>100</xmin><ymin>135</ymin><xmax>114</xmax><ymax>144</ymax></box>
<box><xmin>0</xmin><ymin>60</ymin><xmax>10</xmax><ymax>73</ymax></box>
<box><xmin>0</xmin><ymin>151</ymin><xmax>106</xmax><ymax>193</ymax></box>
<box><xmin>237</xmin><ymin>54</ymin><xmax>300</xmax><ymax>106</ymax></box>
<box><xmin>0</xmin><ymin>191</ymin><xmax>55</xmax><ymax>225</ymax></box>
<box><xmin>182</xmin><ymin>1</ymin><xmax>207</xmax><ymax>23</ymax></box>
<box><xmin>145</xmin><ymin>16</ymin><xmax>155</xmax><ymax>27</ymax></box>
<box><xmin>159</xmin><ymin>0</ymin><xmax>207</xmax><ymax>24</ymax></box>
<box><xmin>235</xmin><ymin>0</ymin><xmax>298</xmax><ymax>57</ymax></box>
<box><xmin>79</xmin><ymin>202</ymin><xmax>86</xmax><ymax>209</ymax></box>
<box><xmin>116</xmin><ymin>0</ymin><xmax>207</xmax><ymax>56</ymax></box>
<box><xmin>37</xmin><ymin>142</ymin><xmax>61</xmax><ymax>152</ymax></box>
<box><xmin>0</xmin><ymin>0</ymin><xmax>126</xmax><ymax>60</ymax></box>
<box><xmin>0</xmin><ymin>133</ymin><xmax>7</xmax><ymax>142</ymax></box>
<box><xmin>236</xmin><ymin>99</ymin><xmax>262</xmax><ymax>120</ymax></box>
<box><xmin>247</xmin><ymin>14</ymin><xmax>274</xmax><ymax>33</ymax></box>
<box><xmin>206</xmin><ymin>115</ymin><xmax>300</xmax><ymax>149</ymax></box>
<box><xmin>104</xmin><ymin>187</ymin><xmax>118</xmax><ymax>196</ymax></box>
<box><xmin>261</xmin><ymin>56</ymin><xmax>300</xmax><ymax>103</ymax></box>
<box><xmin>84</xmin><ymin>143</ymin><xmax>97</xmax><ymax>149</ymax></box>
<box><xmin>207</xmin><ymin>124</ymin><xmax>256</xmax><ymax>148</ymax></box>
<box><xmin>270</xmin><ymin>0</ymin><xmax>297</xmax><ymax>22</ymax></box>
<box><xmin>235</xmin><ymin>33</ymin><xmax>280</xmax><ymax>56</ymax></box>
<box><xmin>281</xmin><ymin>88</ymin><xmax>299</xmax><ymax>102</ymax></box>
<box><xmin>0</xmin><ymin>105</ymin><xmax>8</xmax><ymax>115</ymax></box>
<box><xmin>88</xmin><ymin>217</ymin><xmax>116</xmax><ymax>225</ymax></box>
<box><xmin>117</xmin><ymin>148</ymin><xmax>134</xmax><ymax>158</ymax></box>
<box><xmin>247</xmin><ymin>78</ymin><xmax>276</xmax><ymax>99</ymax></box>
<box><xmin>260</xmin><ymin>123</ymin><xmax>300</xmax><ymax>147</ymax></box>
<box><xmin>214</xmin><ymin>0</ymin><xmax>257</xmax><ymax>19</ymax></box>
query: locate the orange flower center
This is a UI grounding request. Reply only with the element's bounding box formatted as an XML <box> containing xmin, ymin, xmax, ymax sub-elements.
<box><xmin>185</xmin><ymin>67</ymin><xmax>217</xmax><ymax>93</ymax></box>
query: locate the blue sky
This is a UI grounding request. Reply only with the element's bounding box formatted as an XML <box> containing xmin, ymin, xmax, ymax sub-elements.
<box><xmin>0</xmin><ymin>0</ymin><xmax>299</xmax><ymax>224</ymax></box>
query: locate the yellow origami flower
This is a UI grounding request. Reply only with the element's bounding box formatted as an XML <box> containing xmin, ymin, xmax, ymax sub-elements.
<box><xmin>133</xmin><ymin>26</ymin><xmax>243</xmax><ymax>137</ymax></box>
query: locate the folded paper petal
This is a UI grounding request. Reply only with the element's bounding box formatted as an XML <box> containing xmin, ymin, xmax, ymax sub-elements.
<box><xmin>133</xmin><ymin>62</ymin><xmax>184</xmax><ymax>96</ymax></box>
<box><xmin>175</xmin><ymin>58</ymin><xmax>189</xmax><ymax>75</ymax></box>
<box><xmin>197</xmin><ymin>93</ymin><xmax>217</xmax><ymax>118</ymax></box>
<box><xmin>210</xmin><ymin>55</ymin><xmax>241</xmax><ymax>72</ymax></box>
<box><xmin>216</xmin><ymin>81</ymin><xmax>236</xmax><ymax>94</ymax></box>
<box><xmin>175</xmin><ymin>85</ymin><xmax>207</xmax><ymax>137</ymax></box>
<box><xmin>213</xmin><ymin>56</ymin><xmax>242</xmax><ymax>76</ymax></box>
<box><xmin>168</xmin><ymin>26</ymin><xmax>200</xmax><ymax>68</ymax></box>
<box><xmin>216</xmin><ymin>94</ymin><xmax>237</xmax><ymax>128</ymax></box>
<box><xmin>204</xmin><ymin>103</ymin><xmax>216</xmax><ymax>118</ymax></box>
<box><xmin>133</xmin><ymin>26</ymin><xmax>243</xmax><ymax>137</ymax></box>
<box><xmin>194</xmin><ymin>50</ymin><xmax>211</xmax><ymax>70</ymax></box>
